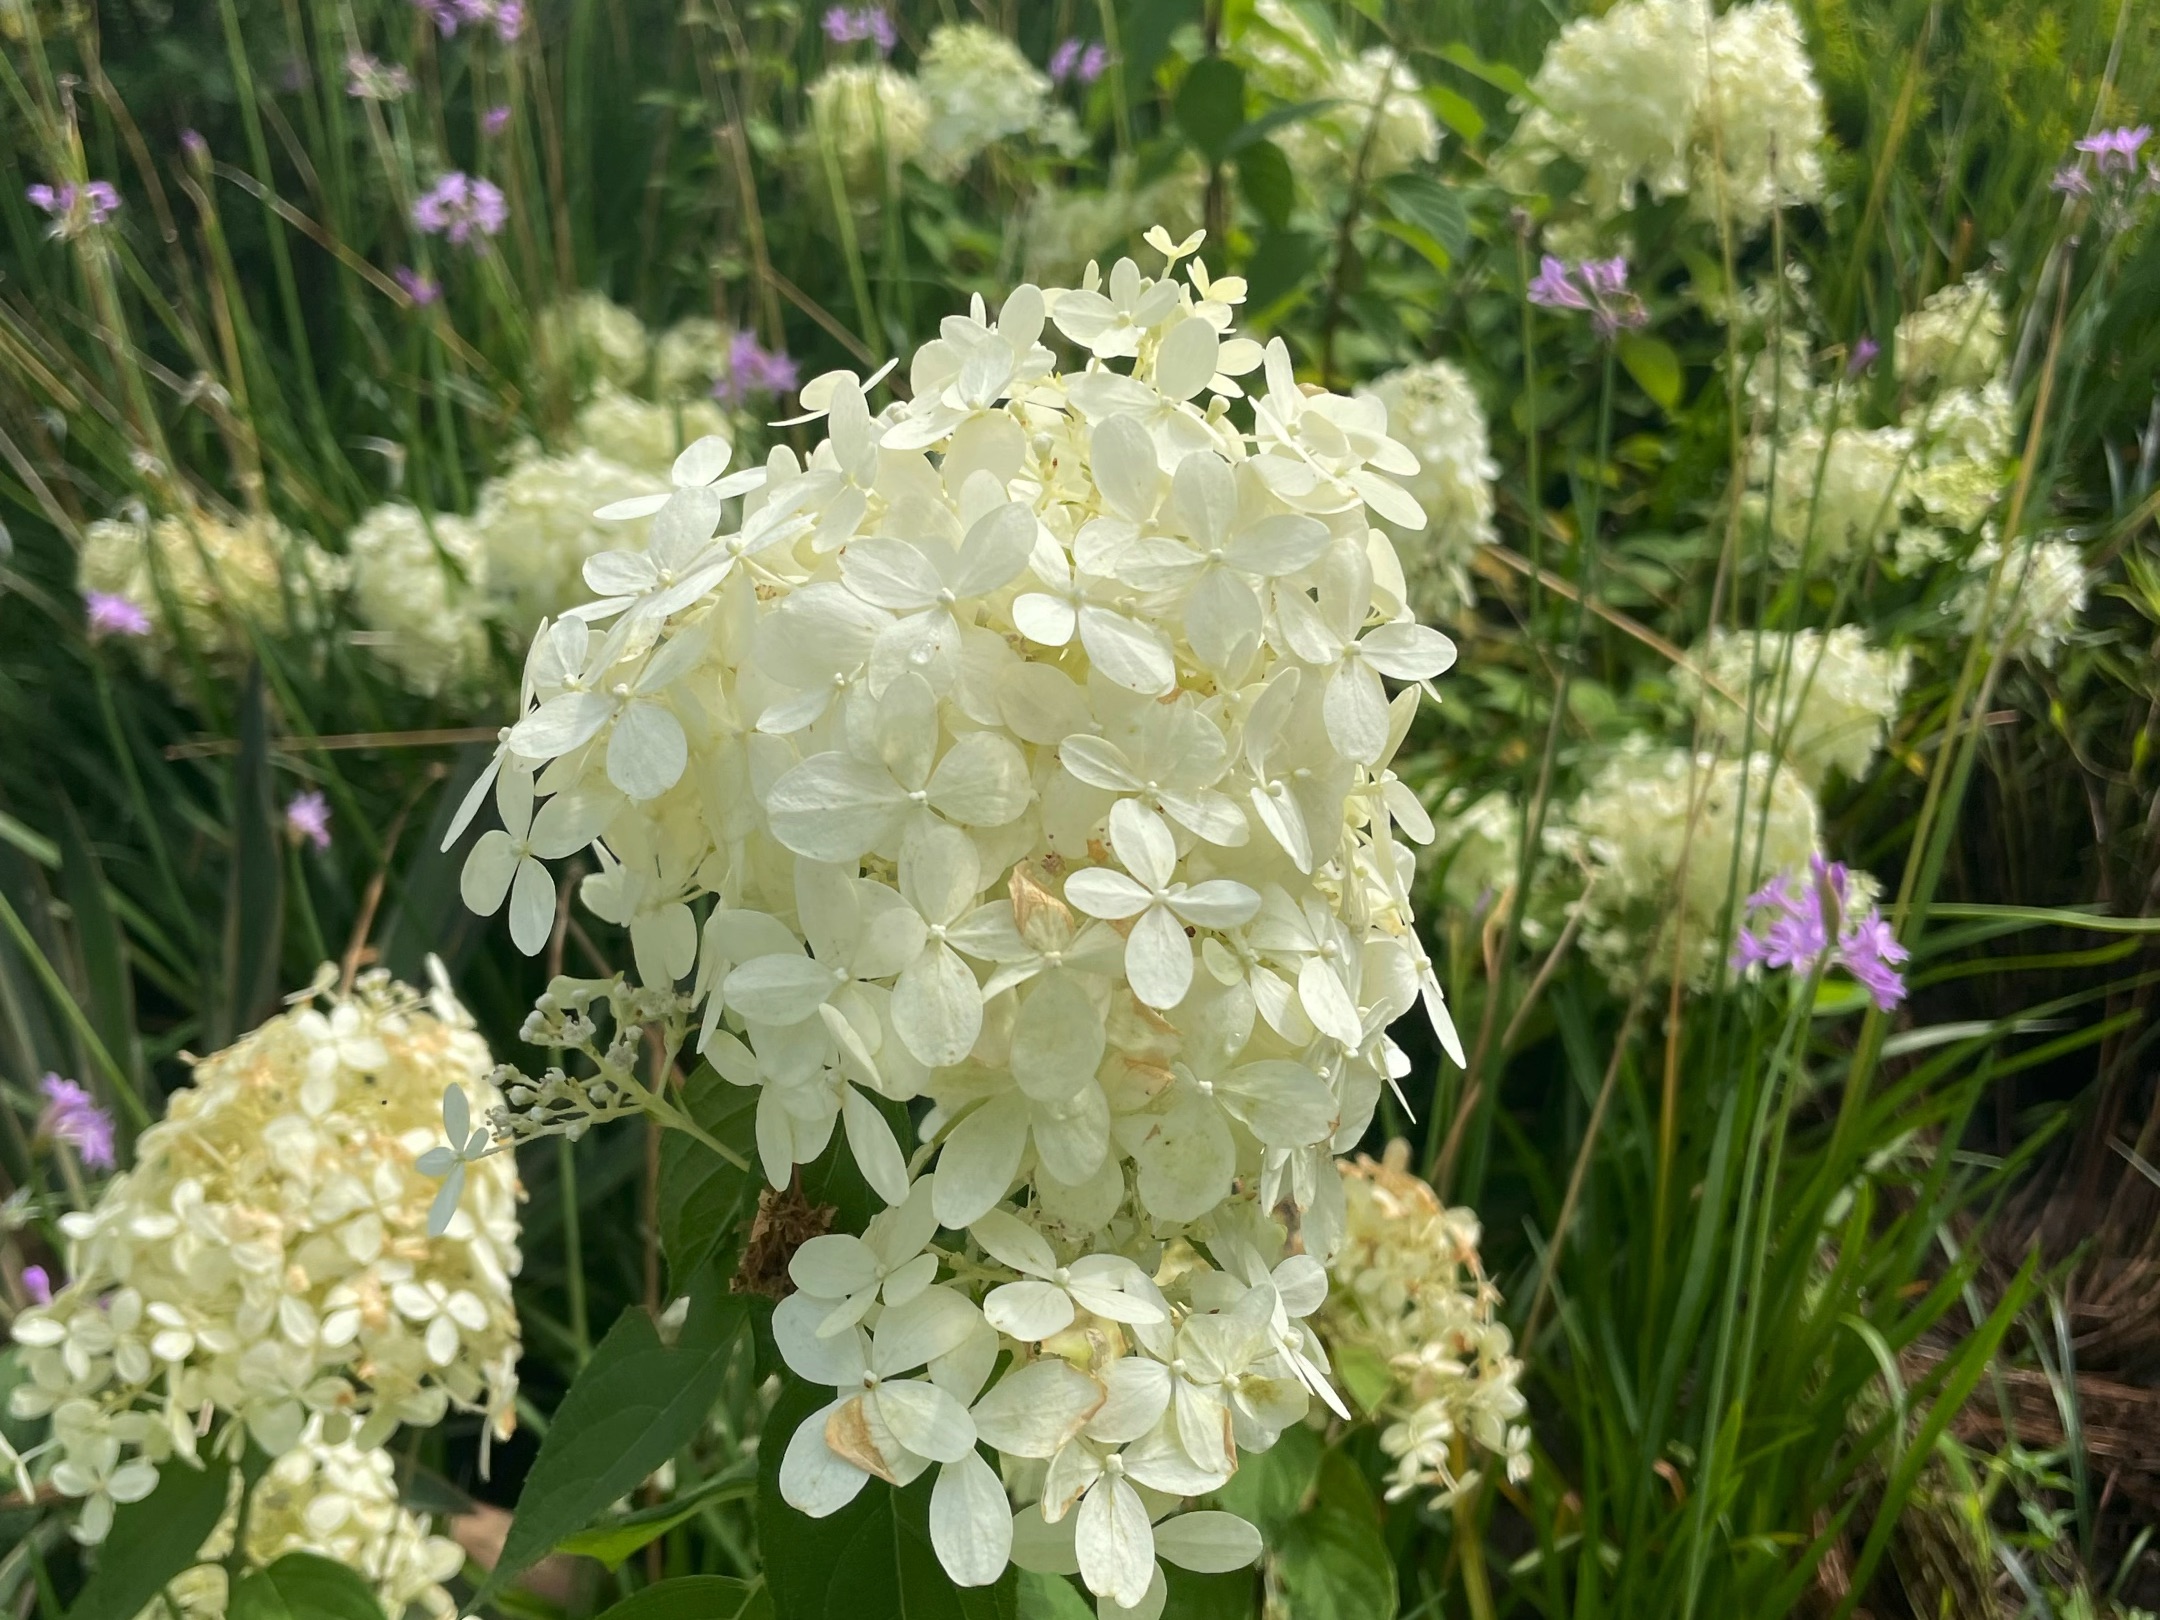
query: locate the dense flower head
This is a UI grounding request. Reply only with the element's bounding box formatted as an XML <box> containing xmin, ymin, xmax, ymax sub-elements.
<box><xmin>77</xmin><ymin>507</ymin><xmax>348</xmax><ymax>685</ymax></box>
<box><xmin>1754</xmin><ymin>420</ymin><xmax>1913</xmax><ymax>563</ymax></box>
<box><xmin>712</xmin><ymin>331</ymin><xmax>801</xmax><ymax>408</ymax></box>
<box><xmin>26</xmin><ymin>179</ymin><xmax>122</xmax><ymax>238</ymax></box>
<box><xmin>1528</xmin><ymin>254</ymin><xmax>1648</xmax><ymax>338</ymax></box>
<box><xmin>284</xmin><ymin>790</ymin><xmax>333</xmax><ymax>852</ymax></box>
<box><xmin>1682</xmin><ymin>626</ymin><xmax>1911</xmax><ymax>787</ymax></box>
<box><xmin>1734</xmin><ymin>855</ymin><xmax>1908</xmax><ymax>1010</ymax></box>
<box><xmin>2074</xmin><ymin>124</ymin><xmax>2151</xmax><ymax>172</ymax></box>
<box><xmin>1359</xmin><ymin>360</ymin><xmax>1498</xmax><ymax>620</ymax></box>
<box><xmin>38</xmin><ymin>1076</ymin><xmax>117</xmax><ymax>1171</ymax></box>
<box><xmin>1555</xmin><ymin>744</ymin><xmax>1820</xmax><ymax>989</ymax></box>
<box><xmin>1895</xmin><ymin>275</ymin><xmax>2007</xmax><ymax>392</ymax></box>
<box><xmin>345</xmin><ymin>502</ymin><xmax>494</xmax><ymax>699</ymax></box>
<box><xmin>410</xmin><ymin>172</ymin><xmax>508</xmax><ymax>246</ymax></box>
<box><xmin>343</xmin><ymin>51</ymin><xmax>412</xmax><ymax>100</ymax></box>
<box><xmin>1321</xmin><ymin>1142</ymin><xmax>1529</xmax><ymax>1503</ymax></box>
<box><xmin>1022</xmin><ymin>157</ymin><xmax>1207</xmax><ymax>286</ymax></box>
<box><xmin>916</xmin><ymin>24</ymin><xmax>1085</xmax><ymax>177</ymax></box>
<box><xmin>1694</xmin><ymin>0</ymin><xmax>1827</xmax><ymax>228</ymax></box>
<box><xmin>438</xmin><ymin>229</ymin><xmax>1470</xmax><ymax>1603</ymax></box>
<box><xmin>572</xmin><ymin>385</ymin><xmax>734</xmax><ymax>479</ymax></box>
<box><xmin>1240</xmin><ymin>0</ymin><xmax>1439</xmax><ymax>188</ymax></box>
<box><xmin>1956</xmin><ymin>535</ymin><xmax>2087</xmax><ymax>666</ymax></box>
<box><xmin>805</xmin><ymin>63</ymin><xmax>931</xmax><ymax>185</ymax></box>
<box><xmin>822</xmin><ymin>5</ymin><xmax>895</xmax><ymax>53</ymax></box>
<box><xmin>537</xmin><ymin>291</ymin><xmax>651</xmax><ymax>390</ymax></box>
<box><xmin>470</xmin><ymin>446</ymin><xmax>666</xmax><ymax>634</ymax></box>
<box><xmin>8</xmin><ymin>966</ymin><xmax>521</xmax><ymax>1547</ymax></box>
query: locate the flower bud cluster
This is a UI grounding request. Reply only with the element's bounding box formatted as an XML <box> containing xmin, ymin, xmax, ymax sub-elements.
<box><xmin>443</xmin><ymin>226</ymin><xmax>1468</xmax><ymax>1603</ymax></box>
<box><xmin>8</xmin><ymin>965</ymin><xmax>521</xmax><ymax>1545</ymax></box>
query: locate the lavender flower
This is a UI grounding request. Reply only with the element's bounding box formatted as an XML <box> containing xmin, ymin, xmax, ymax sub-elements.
<box><xmin>2075</xmin><ymin>124</ymin><xmax>2152</xmax><ymax>173</ymax></box>
<box><xmin>37</xmin><ymin>1076</ymin><xmax>116</xmax><ymax>1170</ymax></box>
<box><xmin>822</xmin><ymin>5</ymin><xmax>895</xmax><ymax>53</ymax></box>
<box><xmin>712</xmin><ymin>331</ymin><xmax>800</xmax><ymax>407</ymax></box>
<box><xmin>21</xmin><ymin>1265</ymin><xmax>52</xmax><ymax>1307</ymax></box>
<box><xmin>25</xmin><ymin>180</ymin><xmax>122</xmax><ymax>240</ymax></box>
<box><xmin>2051</xmin><ymin>162</ymin><xmax>2097</xmax><ymax>198</ymax></box>
<box><xmin>285</xmin><ymin>789</ymin><xmax>333</xmax><ymax>851</ymax></box>
<box><xmin>1846</xmin><ymin>336</ymin><xmax>1880</xmax><ymax>376</ymax></box>
<box><xmin>84</xmin><ymin>591</ymin><xmax>151</xmax><ymax>639</ymax></box>
<box><xmin>1049</xmin><ymin>39</ymin><xmax>1109</xmax><ymax>85</ymax></box>
<box><xmin>1527</xmin><ymin>253</ymin><xmax>1648</xmax><ymax>339</ymax></box>
<box><xmin>412</xmin><ymin>0</ymin><xmax>521</xmax><ymax>41</ymax></box>
<box><xmin>394</xmin><ymin>265</ymin><xmax>443</xmax><ymax>305</ymax></box>
<box><xmin>1733</xmin><ymin>855</ymin><xmax>1909</xmax><ymax>1011</ymax></box>
<box><xmin>483</xmin><ymin>104</ymin><xmax>512</xmax><ymax>136</ymax></box>
<box><xmin>411</xmin><ymin>173</ymin><xmax>507</xmax><ymax>246</ymax></box>
<box><xmin>345</xmin><ymin>51</ymin><xmax>414</xmax><ymax>100</ymax></box>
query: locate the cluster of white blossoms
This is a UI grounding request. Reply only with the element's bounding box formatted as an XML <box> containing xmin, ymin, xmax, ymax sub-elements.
<box><xmin>1319</xmin><ymin>1143</ymin><xmax>1529</xmax><ymax>1505</ymax></box>
<box><xmin>1430</xmin><ymin>791</ymin><xmax>1523</xmax><ymax>927</ymax></box>
<box><xmin>1359</xmin><ymin>361</ymin><xmax>1499</xmax><ymax>622</ymax></box>
<box><xmin>1552</xmin><ymin>744</ymin><xmax>1819</xmax><ymax>988</ymax></box>
<box><xmin>439</xmin><ymin>228</ymin><xmax>1471</xmax><ymax>1608</ymax></box>
<box><xmin>1502</xmin><ymin>0</ymin><xmax>1825</xmax><ymax>233</ymax></box>
<box><xmin>79</xmin><ymin>507</ymin><xmax>347</xmax><ymax>680</ymax></box>
<box><xmin>8</xmin><ymin>965</ymin><xmax>521</xmax><ymax>1546</ymax></box>
<box><xmin>538</xmin><ymin>290</ymin><xmax>652</xmax><ymax>392</ymax></box>
<box><xmin>1956</xmin><ymin>535</ymin><xmax>2088</xmax><ymax>666</ymax></box>
<box><xmin>1895</xmin><ymin>274</ymin><xmax>2008</xmax><ymax>392</ymax></box>
<box><xmin>1239</xmin><ymin>0</ymin><xmax>1439</xmax><ymax>189</ymax></box>
<box><xmin>807</xmin><ymin>64</ymin><xmax>932</xmax><ymax>186</ymax></box>
<box><xmin>345</xmin><ymin>502</ymin><xmax>493</xmax><ymax>700</ymax></box>
<box><xmin>1680</xmin><ymin>627</ymin><xmax>1912</xmax><ymax>787</ymax></box>
<box><xmin>136</xmin><ymin>1422</ymin><xmax>465</xmax><ymax>1620</ymax></box>
<box><xmin>1024</xmin><ymin>158</ymin><xmax>1208</xmax><ymax>287</ymax></box>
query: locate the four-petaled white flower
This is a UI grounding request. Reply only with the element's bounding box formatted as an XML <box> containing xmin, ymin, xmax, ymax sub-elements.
<box><xmin>1064</xmin><ymin>801</ymin><xmax>1261</xmax><ymax>1010</ymax></box>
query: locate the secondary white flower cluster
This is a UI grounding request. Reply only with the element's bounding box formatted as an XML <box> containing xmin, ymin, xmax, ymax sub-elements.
<box><xmin>1896</xmin><ymin>274</ymin><xmax>2008</xmax><ymax>392</ymax></box>
<box><xmin>1360</xmin><ymin>361</ymin><xmax>1499</xmax><ymax>622</ymax></box>
<box><xmin>1320</xmin><ymin>1142</ymin><xmax>1529</xmax><ymax>1505</ymax></box>
<box><xmin>79</xmin><ymin>507</ymin><xmax>347</xmax><ymax>682</ymax></box>
<box><xmin>1239</xmin><ymin>0</ymin><xmax>1440</xmax><ymax>190</ymax></box>
<box><xmin>8</xmin><ymin>966</ymin><xmax>521</xmax><ymax>1546</ymax></box>
<box><xmin>1502</xmin><ymin>0</ymin><xmax>1825</xmax><ymax>233</ymax></box>
<box><xmin>1680</xmin><ymin>626</ymin><xmax>1911</xmax><ymax>786</ymax></box>
<box><xmin>1553</xmin><ymin>743</ymin><xmax>1819</xmax><ymax>988</ymax></box>
<box><xmin>136</xmin><ymin>1421</ymin><xmax>466</xmax><ymax>1620</ymax></box>
<box><xmin>442</xmin><ymin>228</ymin><xmax>1468</xmax><ymax>1606</ymax></box>
<box><xmin>1024</xmin><ymin>158</ymin><xmax>1208</xmax><ymax>287</ymax></box>
<box><xmin>1956</xmin><ymin>535</ymin><xmax>2088</xmax><ymax>666</ymax></box>
<box><xmin>538</xmin><ymin>289</ymin><xmax>652</xmax><ymax>391</ymax></box>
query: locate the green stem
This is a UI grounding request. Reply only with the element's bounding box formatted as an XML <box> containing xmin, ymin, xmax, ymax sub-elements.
<box><xmin>559</xmin><ymin>1135</ymin><xmax>591</xmax><ymax>1364</ymax></box>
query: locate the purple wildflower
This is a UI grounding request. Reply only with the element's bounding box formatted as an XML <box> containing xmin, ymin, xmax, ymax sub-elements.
<box><xmin>2075</xmin><ymin>124</ymin><xmax>2151</xmax><ymax>173</ymax></box>
<box><xmin>394</xmin><ymin>265</ymin><xmax>443</xmax><ymax>305</ymax></box>
<box><xmin>345</xmin><ymin>51</ymin><xmax>414</xmax><ymax>100</ymax></box>
<box><xmin>21</xmin><ymin>1265</ymin><xmax>52</xmax><ymax>1307</ymax></box>
<box><xmin>2052</xmin><ymin>162</ymin><xmax>2097</xmax><ymax>198</ymax></box>
<box><xmin>85</xmin><ymin>591</ymin><xmax>151</xmax><ymax>639</ymax></box>
<box><xmin>37</xmin><ymin>1076</ymin><xmax>116</xmax><ymax>1171</ymax></box>
<box><xmin>1733</xmin><ymin>855</ymin><xmax>1909</xmax><ymax>1011</ymax></box>
<box><xmin>1081</xmin><ymin>44</ymin><xmax>1109</xmax><ymax>83</ymax></box>
<box><xmin>1527</xmin><ymin>253</ymin><xmax>1648</xmax><ymax>339</ymax></box>
<box><xmin>411</xmin><ymin>172</ymin><xmax>507</xmax><ymax>246</ymax></box>
<box><xmin>823</xmin><ymin>5</ymin><xmax>895</xmax><ymax>52</ymax></box>
<box><xmin>1847</xmin><ymin>336</ymin><xmax>1880</xmax><ymax>376</ymax></box>
<box><xmin>712</xmin><ymin>331</ymin><xmax>800</xmax><ymax>407</ymax></box>
<box><xmin>483</xmin><ymin>104</ymin><xmax>512</xmax><ymax>136</ymax></box>
<box><xmin>413</xmin><ymin>0</ymin><xmax>520</xmax><ymax>41</ymax></box>
<box><xmin>1050</xmin><ymin>38</ymin><xmax>1111</xmax><ymax>85</ymax></box>
<box><xmin>25</xmin><ymin>180</ymin><xmax>122</xmax><ymax>239</ymax></box>
<box><xmin>181</xmin><ymin>129</ymin><xmax>209</xmax><ymax>163</ymax></box>
<box><xmin>285</xmin><ymin>789</ymin><xmax>333</xmax><ymax>851</ymax></box>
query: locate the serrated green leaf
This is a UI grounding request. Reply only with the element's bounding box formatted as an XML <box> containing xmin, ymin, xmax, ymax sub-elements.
<box><xmin>64</xmin><ymin>1459</ymin><xmax>233</xmax><ymax>1620</ymax></box>
<box><xmin>1618</xmin><ymin>333</ymin><xmax>1685</xmax><ymax>412</ymax></box>
<box><xmin>593</xmin><ymin>1575</ymin><xmax>772</xmax><ymax>1620</ymax></box>
<box><xmin>1176</xmin><ymin>57</ymin><xmax>1248</xmax><ymax>165</ymax></box>
<box><xmin>478</xmin><ymin>1282</ymin><xmax>749</xmax><ymax>1602</ymax></box>
<box><xmin>1236</xmin><ymin>140</ymin><xmax>1296</xmax><ymax>232</ymax></box>
<box><xmin>1271</xmin><ymin>1449</ymin><xmax>1395</xmax><ymax>1620</ymax></box>
<box><xmin>1378</xmin><ymin>174</ymin><xmax>1469</xmax><ymax>260</ymax></box>
<box><xmin>558</xmin><ymin>1462</ymin><xmax>758</xmax><ymax>1568</ymax></box>
<box><xmin>228</xmin><ymin>1552</ymin><xmax>385</xmax><ymax>1620</ymax></box>
<box><xmin>659</xmin><ymin>1064</ymin><xmax>760</xmax><ymax>1289</ymax></box>
<box><xmin>758</xmin><ymin>1380</ymin><xmax>1016</xmax><ymax>1620</ymax></box>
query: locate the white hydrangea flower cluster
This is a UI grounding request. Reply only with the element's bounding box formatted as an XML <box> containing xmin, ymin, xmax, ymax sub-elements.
<box><xmin>1360</xmin><ymin>361</ymin><xmax>1499</xmax><ymax>622</ymax></box>
<box><xmin>345</xmin><ymin>502</ymin><xmax>493</xmax><ymax>700</ymax></box>
<box><xmin>806</xmin><ymin>63</ymin><xmax>933</xmax><ymax>186</ymax></box>
<box><xmin>1681</xmin><ymin>626</ymin><xmax>1912</xmax><ymax>786</ymax></box>
<box><xmin>1023</xmin><ymin>158</ymin><xmax>1208</xmax><ymax>287</ymax></box>
<box><xmin>79</xmin><ymin>508</ymin><xmax>347</xmax><ymax>680</ymax></box>
<box><xmin>1240</xmin><ymin>0</ymin><xmax>1439</xmax><ymax>189</ymax></box>
<box><xmin>538</xmin><ymin>291</ymin><xmax>651</xmax><ymax>391</ymax></box>
<box><xmin>440</xmin><ymin>228</ymin><xmax>1469</xmax><ymax>1607</ymax></box>
<box><xmin>8</xmin><ymin>966</ymin><xmax>521</xmax><ymax>1546</ymax></box>
<box><xmin>573</xmin><ymin>385</ymin><xmax>735</xmax><ymax>478</ymax></box>
<box><xmin>1956</xmin><ymin>535</ymin><xmax>2087</xmax><ymax>666</ymax></box>
<box><xmin>1554</xmin><ymin>744</ymin><xmax>1820</xmax><ymax>988</ymax></box>
<box><xmin>650</xmin><ymin>318</ymin><xmax>734</xmax><ymax>403</ymax></box>
<box><xmin>1431</xmin><ymin>791</ymin><xmax>1523</xmax><ymax>926</ymax></box>
<box><xmin>1755</xmin><ymin>421</ymin><xmax>1914</xmax><ymax>564</ymax></box>
<box><xmin>1502</xmin><ymin>0</ymin><xmax>1825</xmax><ymax>233</ymax></box>
<box><xmin>918</xmin><ymin>24</ymin><xmax>1086</xmax><ymax>177</ymax></box>
<box><xmin>136</xmin><ymin>1422</ymin><xmax>466</xmax><ymax>1620</ymax></box>
<box><xmin>469</xmin><ymin>446</ymin><xmax>669</xmax><ymax>637</ymax></box>
<box><xmin>1320</xmin><ymin>1142</ymin><xmax>1529</xmax><ymax>1505</ymax></box>
<box><xmin>1895</xmin><ymin>274</ymin><xmax>2008</xmax><ymax>392</ymax></box>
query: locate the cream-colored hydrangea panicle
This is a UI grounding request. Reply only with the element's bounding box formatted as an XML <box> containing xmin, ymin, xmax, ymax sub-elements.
<box><xmin>135</xmin><ymin>1422</ymin><xmax>466</xmax><ymax>1620</ymax></box>
<box><xmin>1681</xmin><ymin>627</ymin><xmax>1912</xmax><ymax>787</ymax></box>
<box><xmin>1956</xmin><ymin>535</ymin><xmax>2088</xmax><ymax>666</ymax></box>
<box><xmin>1240</xmin><ymin>0</ymin><xmax>1439</xmax><ymax>188</ymax></box>
<box><xmin>536</xmin><ymin>291</ymin><xmax>652</xmax><ymax>391</ymax></box>
<box><xmin>806</xmin><ymin>63</ymin><xmax>932</xmax><ymax>187</ymax></box>
<box><xmin>1322</xmin><ymin>1142</ymin><xmax>1529</xmax><ymax>1505</ymax></box>
<box><xmin>8</xmin><ymin>964</ymin><xmax>520</xmax><ymax>1547</ymax></box>
<box><xmin>1502</xmin><ymin>0</ymin><xmax>1825</xmax><ymax>235</ymax></box>
<box><xmin>471</xmin><ymin>446</ymin><xmax>667</xmax><ymax>634</ymax></box>
<box><xmin>572</xmin><ymin>385</ymin><xmax>735</xmax><ymax>479</ymax></box>
<box><xmin>1554</xmin><ymin>744</ymin><xmax>1820</xmax><ymax>989</ymax></box>
<box><xmin>652</xmin><ymin>318</ymin><xmax>735</xmax><ymax>403</ymax></box>
<box><xmin>345</xmin><ymin>502</ymin><xmax>494</xmax><ymax>701</ymax></box>
<box><xmin>1895</xmin><ymin>274</ymin><xmax>2008</xmax><ymax>392</ymax></box>
<box><xmin>438</xmin><ymin>230</ymin><xmax>1473</xmax><ymax>1607</ymax></box>
<box><xmin>78</xmin><ymin>507</ymin><xmax>348</xmax><ymax>682</ymax></box>
<box><xmin>917</xmin><ymin>24</ymin><xmax>1086</xmax><ymax>177</ymax></box>
<box><xmin>1431</xmin><ymin>791</ymin><xmax>1523</xmax><ymax>926</ymax></box>
<box><xmin>1904</xmin><ymin>380</ymin><xmax>2016</xmax><ymax>534</ymax></box>
<box><xmin>1023</xmin><ymin>157</ymin><xmax>1208</xmax><ymax>287</ymax></box>
<box><xmin>1754</xmin><ymin>420</ymin><xmax>1914</xmax><ymax>564</ymax></box>
<box><xmin>1360</xmin><ymin>361</ymin><xmax>1499</xmax><ymax>622</ymax></box>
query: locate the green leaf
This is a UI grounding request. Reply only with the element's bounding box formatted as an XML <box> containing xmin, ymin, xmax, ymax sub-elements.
<box><xmin>477</xmin><ymin>1282</ymin><xmax>750</xmax><ymax>1602</ymax></box>
<box><xmin>1433</xmin><ymin>42</ymin><xmax>1531</xmax><ymax>100</ymax></box>
<box><xmin>1331</xmin><ymin>1342</ymin><xmax>1395</xmax><ymax>1417</ymax></box>
<box><xmin>659</xmin><ymin>1063</ymin><xmax>760</xmax><ymax>1288</ymax></box>
<box><xmin>758</xmin><ymin>1380</ymin><xmax>1016</xmax><ymax>1620</ymax></box>
<box><xmin>1617</xmin><ymin>333</ymin><xmax>1685</xmax><ymax>412</ymax></box>
<box><xmin>218</xmin><ymin>665</ymin><xmax>284</xmax><ymax>1048</ymax></box>
<box><xmin>1223</xmin><ymin>98</ymin><xmax>1338</xmax><ymax>155</ymax></box>
<box><xmin>1162</xmin><ymin>1570</ymin><xmax>1258</xmax><ymax>1618</ymax></box>
<box><xmin>1271</xmin><ymin>1449</ymin><xmax>1396</xmax><ymax>1620</ymax></box>
<box><xmin>593</xmin><ymin>1576</ymin><xmax>772</xmax><ymax>1620</ymax></box>
<box><xmin>1236</xmin><ymin>141</ymin><xmax>1296</xmax><ymax>232</ymax></box>
<box><xmin>1176</xmin><ymin>57</ymin><xmax>1248</xmax><ymax>165</ymax></box>
<box><xmin>1423</xmin><ymin>84</ymin><xmax>1486</xmax><ymax>143</ymax></box>
<box><xmin>1016</xmin><ymin>1573</ymin><xmax>1094</xmax><ymax>1620</ymax></box>
<box><xmin>558</xmin><ymin>1463</ymin><xmax>758</xmax><ymax>1568</ymax></box>
<box><xmin>1214</xmin><ymin>1422</ymin><xmax>1319</xmax><ymax>1537</ymax></box>
<box><xmin>56</xmin><ymin>797</ymin><xmax>142</xmax><ymax>1102</ymax></box>
<box><xmin>1378</xmin><ymin>174</ymin><xmax>1469</xmax><ymax>261</ymax></box>
<box><xmin>228</xmin><ymin>1552</ymin><xmax>385</xmax><ymax>1620</ymax></box>
<box><xmin>1240</xmin><ymin>230</ymin><xmax>1325</xmax><ymax>325</ymax></box>
<box><xmin>64</xmin><ymin>1459</ymin><xmax>233</xmax><ymax>1620</ymax></box>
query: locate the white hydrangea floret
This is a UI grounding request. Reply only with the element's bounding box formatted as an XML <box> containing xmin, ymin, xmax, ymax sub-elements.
<box><xmin>1360</xmin><ymin>360</ymin><xmax>1498</xmax><ymax>621</ymax></box>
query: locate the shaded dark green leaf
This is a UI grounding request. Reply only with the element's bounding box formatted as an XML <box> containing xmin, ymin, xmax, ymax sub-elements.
<box><xmin>1214</xmin><ymin>1422</ymin><xmax>1319</xmax><ymax>1537</ymax></box>
<box><xmin>1271</xmin><ymin>1449</ymin><xmax>1395</xmax><ymax>1620</ymax></box>
<box><xmin>1016</xmin><ymin>1572</ymin><xmax>1094</xmax><ymax>1620</ymax></box>
<box><xmin>64</xmin><ymin>1459</ymin><xmax>233</xmax><ymax>1620</ymax></box>
<box><xmin>1237</xmin><ymin>141</ymin><xmax>1296</xmax><ymax>232</ymax></box>
<box><xmin>593</xmin><ymin>1575</ymin><xmax>771</xmax><ymax>1620</ymax></box>
<box><xmin>56</xmin><ymin>798</ymin><xmax>142</xmax><ymax>1103</ymax></box>
<box><xmin>559</xmin><ymin>1462</ymin><xmax>757</xmax><ymax>1569</ymax></box>
<box><xmin>1176</xmin><ymin>58</ymin><xmax>1248</xmax><ymax>166</ymax></box>
<box><xmin>1618</xmin><ymin>333</ymin><xmax>1686</xmax><ymax>412</ymax></box>
<box><xmin>229</xmin><ymin>1552</ymin><xmax>385</xmax><ymax>1620</ymax></box>
<box><xmin>658</xmin><ymin>1063</ymin><xmax>760</xmax><ymax>1289</ymax></box>
<box><xmin>1241</xmin><ymin>229</ymin><xmax>1325</xmax><ymax>323</ymax></box>
<box><xmin>1378</xmin><ymin>174</ymin><xmax>1469</xmax><ymax>261</ymax></box>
